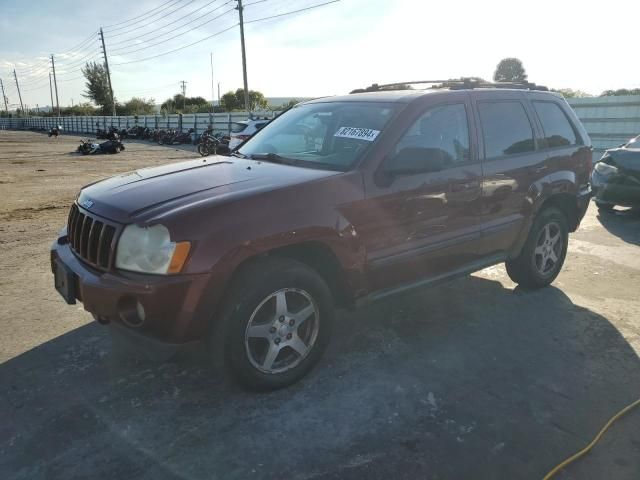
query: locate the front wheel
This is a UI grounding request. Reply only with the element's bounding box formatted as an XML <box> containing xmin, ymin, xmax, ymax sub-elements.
<box><xmin>218</xmin><ymin>257</ymin><xmax>334</xmax><ymax>391</ymax></box>
<box><xmin>197</xmin><ymin>143</ymin><xmax>209</xmax><ymax>156</ymax></box>
<box><xmin>506</xmin><ymin>207</ymin><xmax>568</xmax><ymax>289</ymax></box>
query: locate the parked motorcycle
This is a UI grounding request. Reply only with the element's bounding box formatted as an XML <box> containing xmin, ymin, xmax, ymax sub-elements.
<box><xmin>197</xmin><ymin>131</ymin><xmax>220</xmax><ymax>156</ymax></box>
<box><xmin>77</xmin><ymin>138</ymin><xmax>125</xmax><ymax>155</ymax></box>
<box><xmin>48</xmin><ymin>125</ymin><xmax>62</xmax><ymax>138</ymax></box>
<box><xmin>173</xmin><ymin>128</ymin><xmax>195</xmax><ymax>144</ymax></box>
<box><xmin>96</xmin><ymin>126</ymin><xmax>120</xmax><ymax>140</ymax></box>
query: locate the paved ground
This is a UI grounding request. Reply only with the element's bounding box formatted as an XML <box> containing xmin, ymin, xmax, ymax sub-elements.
<box><xmin>1</xmin><ymin>130</ymin><xmax>639</xmax><ymax>479</ymax></box>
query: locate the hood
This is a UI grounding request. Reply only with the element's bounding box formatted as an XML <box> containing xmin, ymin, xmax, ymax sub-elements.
<box><xmin>78</xmin><ymin>157</ymin><xmax>339</xmax><ymax>223</ymax></box>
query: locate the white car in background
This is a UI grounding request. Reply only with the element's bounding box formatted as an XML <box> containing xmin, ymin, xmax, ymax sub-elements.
<box><xmin>228</xmin><ymin>118</ymin><xmax>270</xmax><ymax>151</ymax></box>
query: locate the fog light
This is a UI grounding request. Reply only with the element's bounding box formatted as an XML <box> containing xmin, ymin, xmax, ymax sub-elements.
<box><xmin>136</xmin><ymin>301</ymin><xmax>146</xmax><ymax>323</ymax></box>
<box><xmin>118</xmin><ymin>296</ymin><xmax>146</xmax><ymax>328</ymax></box>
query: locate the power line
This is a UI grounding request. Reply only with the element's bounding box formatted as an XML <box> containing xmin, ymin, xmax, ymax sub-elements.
<box><xmin>111</xmin><ymin>0</ymin><xmax>341</xmax><ymax>66</ymax></box>
<box><xmin>57</xmin><ymin>31</ymin><xmax>99</xmax><ymax>56</ymax></box>
<box><xmin>112</xmin><ymin>23</ymin><xmax>239</xmax><ymax>66</ymax></box>
<box><xmin>103</xmin><ymin>0</ymin><xmax>179</xmax><ymax>29</ymax></box>
<box><xmin>109</xmin><ymin>0</ymin><xmax>225</xmax><ymax>48</ymax></box>
<box><xmin>244</xmin><ymin>0</ymin><xmax>340</xmax><ymax>25</ymax></box>
<box><xmin>112</xmin><ymin>4</ymin><xmax>235</xmax><ymax>56</ymax></box>
<box><xmin>104</xmin><ymin>0</ymin><xmax>190</xmax><ymax>36</ymax></box>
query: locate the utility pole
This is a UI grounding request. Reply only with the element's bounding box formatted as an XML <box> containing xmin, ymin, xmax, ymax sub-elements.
<box><xmin>99</xmin><ymin>27</ymin><xmax>116</xmax><ymax>116</ymax></box>
<box><xmin>210</xmin><ymin>52</ymin><xmax>215</xmax><ymax>111</ymax></box>
<box><xmin>49</xmin><ymin>73</ymin><xmax>54</xmax><ymax>113</ymax></box>
<box><xmin>0</xmin><ymin>79</ymin><xmax>8</xmax><ymax>113</ymax></box>
<box><xmin>217</xmin><ymin>82</ymin><xmax>220</xmax><ymax>105</ymax></box>
<box><xmin>236</xmin><ymin>0</ymin><xmax>250</xmax><ymax>113</ymax></box>
<box><xmin>50</xmin><ymin>55</ymin><xmax>60</xmax><ymax>116</ymax></box>
<box><xmin>13</xmin><ymin>70</ymin><xmax>24</xmax><ymax>115</ymax></box>
<box><xmin>180</xmin><ymin>80</ymin><xmax>187</xmax><ymax>110</ymax></box>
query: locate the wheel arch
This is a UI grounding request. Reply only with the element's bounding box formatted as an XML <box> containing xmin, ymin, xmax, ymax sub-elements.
<box><xmin>230</xmin><ymin>241</ymin><xmax>355</xmax><ymax>310</ymax></box>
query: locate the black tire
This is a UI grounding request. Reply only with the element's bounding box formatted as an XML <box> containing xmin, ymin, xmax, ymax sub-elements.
<box><xmin>505</xmin><ymin>207</ymin><xmax>568</xmax><ymax>289</ymax></box>
<box><xmin>217</xmin><ymin>257</ymin><xmax>334</xmax><ymax>391</ymax></box>
<box><xmin>197</xmin><ymin>143</ymin><xmax>209</xmax><ymax>157</ymax></box>
<box><xmin>595</xmin><ymin>200</ymin><xmax>614</xmax><ymax>212</ymax></box>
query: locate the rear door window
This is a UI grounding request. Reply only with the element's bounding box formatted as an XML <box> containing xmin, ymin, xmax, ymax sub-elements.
<box><xmin>478</xmin><ymin>101</ymin><xmax>535</xmax><ymax>158</ymax></box>
<box><xmin>533</xmin><ymin>101</ymin><xmax>580</xmax><ymax>148</ymax></box>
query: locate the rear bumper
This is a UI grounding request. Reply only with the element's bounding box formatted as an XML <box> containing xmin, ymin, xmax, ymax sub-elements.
<box><xmin>51</xmin><ymin>234</ymin><xmax>215</xmax><ymax>344</ymax></box>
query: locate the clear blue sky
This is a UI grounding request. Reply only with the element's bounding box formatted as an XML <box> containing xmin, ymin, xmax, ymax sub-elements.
<box><xmin>1</xmin><ymin>0</ymin><xmax>638</xmax><ymax>109</ymax></box>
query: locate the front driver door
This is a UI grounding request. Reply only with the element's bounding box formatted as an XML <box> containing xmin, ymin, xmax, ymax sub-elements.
<box><xmin>361</xmin><ymin>101</ymin><xmax>483</xmax><ymax>292</ymax></box>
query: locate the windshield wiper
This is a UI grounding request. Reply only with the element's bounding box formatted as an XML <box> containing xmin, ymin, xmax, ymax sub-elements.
<box><xmin>248</xmin><ymin>153</ymin><xmax>293</xmax><ymax>164</ymax></box>
<box><xmin>231</xmin><ymin>151</ymin><xmax>247</xmax><ymax>158</ymax></box>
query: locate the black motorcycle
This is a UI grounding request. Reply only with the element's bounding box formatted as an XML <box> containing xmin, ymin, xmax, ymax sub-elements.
<box><xmin>77</xmin><ymin>138</ymin><xmax>125</xmax><ymax>155</ymax></box>
<box><xmin>48</xmin><ymin>125</ymin><xmax>61</xmax><ymax>138</ymax></box>
<box><xmin>197</xmin><ymin>130</ymin><xmax>221</xmax><ymax>156</ymax></box>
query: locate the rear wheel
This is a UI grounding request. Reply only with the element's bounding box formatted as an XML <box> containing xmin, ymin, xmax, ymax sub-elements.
<box><xmin>506</xmin><ymin>207</ymin><xmax>568</xmax><ymax>289</ymax></box>
<box><xmin>218</xmin><ymin>257</ymin><xmax>334</xmax><ymax>391</ymax></box>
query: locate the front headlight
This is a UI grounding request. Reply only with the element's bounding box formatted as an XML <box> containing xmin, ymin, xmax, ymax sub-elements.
<box><xmin>594</xmin><ymin>162</ymin><xmax>618</xmax><ymax>176</ymax></box>
<box><xmin>115</xmin><ymin>224</ymin><xmax>190</xmax><ymax>274</ymax></box>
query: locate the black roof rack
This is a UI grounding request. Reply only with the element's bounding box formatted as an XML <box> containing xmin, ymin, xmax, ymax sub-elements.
<box><xmin>350</xmin><ymin>77</ymin><xmax>549</xmax><ymax>94</ymax></box>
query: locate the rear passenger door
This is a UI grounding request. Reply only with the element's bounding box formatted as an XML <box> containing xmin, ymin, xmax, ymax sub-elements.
<box><xmin>528</xmin><ymin>96</ymin><xmax>590</xmax><ymax>190</ymax></box>
<box><xmin>472</xmin><ymin>93</ymin><xmax>546</xmax><ymax>256</ymax></box>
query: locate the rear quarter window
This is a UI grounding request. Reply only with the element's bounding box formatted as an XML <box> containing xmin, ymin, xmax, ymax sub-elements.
<box><xmin>533</xmin><ymin>101</ymin><xmax>580</xmax><ymax>148</ymax></box>
<box><xmin>478</xmin><ymin>101</ymin><xmax>536</xmax><ymax>158</ymax></box>
<box><xmin>231</xmin><ymin>122</ymin><xmax>248</xmax><ymax>133</ymax></box>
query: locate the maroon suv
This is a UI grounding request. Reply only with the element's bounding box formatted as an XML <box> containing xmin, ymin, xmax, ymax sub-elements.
<box><xmin>52</xmin><ymin>80</ymin><xmax>592</xmax><ymax>390</ymax></box>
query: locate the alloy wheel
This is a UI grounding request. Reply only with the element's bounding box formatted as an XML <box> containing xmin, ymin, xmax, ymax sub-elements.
<box><xmin>244</xmin><ymin>288</ymin><xmax>319</xmax><ymax>374</ymax></box>
<box><xmin>533</xmin><ymin>221</ymin><xmax>563</xmax><ymax>276</ymax></box>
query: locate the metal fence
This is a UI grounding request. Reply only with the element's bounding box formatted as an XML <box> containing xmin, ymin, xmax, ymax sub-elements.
<box><xmin>2</xmin><ymin>96</ymin><xmax>639</xmax><ymax>152</ymax></box>
<box><xmin>0</xmin><ymin>111</ymin><xmax>275</xmax><ymax>136</ymax></box>
<box><xmin>567</xmin><ymin>95</ymin><xmax>640</xmax><ymax>152</ymax></box>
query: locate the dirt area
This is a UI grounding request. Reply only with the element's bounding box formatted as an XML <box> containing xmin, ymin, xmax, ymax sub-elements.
<box><xmin>0</xmin><ymin>131</ymin><xmax>194</xmax><ymax>360</ymax></box>
<box><xmin>1</xmin><ymin>130</ymin><xmax>639</xmax><ymax>479</ymax></box>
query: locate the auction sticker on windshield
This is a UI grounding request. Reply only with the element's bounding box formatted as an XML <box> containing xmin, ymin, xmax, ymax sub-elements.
<box><xmin>334</xmin><ymin>127</ymin><xmax>380</xmax><ymax>142</ymax></box>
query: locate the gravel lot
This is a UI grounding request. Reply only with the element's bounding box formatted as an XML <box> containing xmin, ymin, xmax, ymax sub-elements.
<box><xmin>1</xmin><ymin>130</ymin><xmax>639</xmax><ymax>479</ymax></box>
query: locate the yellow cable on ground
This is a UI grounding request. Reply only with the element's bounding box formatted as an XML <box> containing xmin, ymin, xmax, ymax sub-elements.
<box><xmin>543</xmin><ymin>397</ymin><xmax>640</xmax><ymax>480</ymax></box>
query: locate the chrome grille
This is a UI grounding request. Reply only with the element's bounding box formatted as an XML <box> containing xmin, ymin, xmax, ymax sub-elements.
<box><xmin>67</xmin><ymin>204</ymin><xmax>118</xmax><ymax>270</ymax></box>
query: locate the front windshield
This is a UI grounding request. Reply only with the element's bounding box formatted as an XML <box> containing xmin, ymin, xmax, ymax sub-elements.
<box><xmin>238</xmin><ymin>102</ymin><xmax>399</xmax><ymax>171</ymax></box>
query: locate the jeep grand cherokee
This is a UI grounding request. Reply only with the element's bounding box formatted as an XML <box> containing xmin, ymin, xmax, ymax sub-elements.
<box><xmin>52</xmin><ymin>80</ymin><xmax>592</xmax><ymax>390</ymax></box>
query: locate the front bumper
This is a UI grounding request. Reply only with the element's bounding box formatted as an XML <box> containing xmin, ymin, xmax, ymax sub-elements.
<box><xmin>51</xmin><ymin>234</ymin><xmax>214</xmax><ymax>344</ymax></box>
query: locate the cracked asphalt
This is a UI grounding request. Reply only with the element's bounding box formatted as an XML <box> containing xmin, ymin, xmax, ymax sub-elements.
<box><xmin>1</xmin><ymin>131</ymin><xmax>639</xmax><ymax>479</ymax></box>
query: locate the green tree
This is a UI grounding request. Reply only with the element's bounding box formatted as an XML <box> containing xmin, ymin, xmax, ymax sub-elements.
<box><xmin>552</xmin><ymin>88</ymin><xmax>593</xmax><ymax>98</ymax></box>
<box><xmin>600</xmin><ymin>88</ymin><xmax>640</xmax><ymax>96</ymax></box>
<box><xmin>493</xmin><ymin>58</ymin><xmax>528</xmax><ymax>82</ymax></box>
<box><xmin>59</xmin><ymin>102</ymin><xmax>99</xmax><ymax>116</ymax></box>
<box><xmin>221</xmin><ymin>88</ymin><xmax>268</xmax><ymax>111</ymax></box>
<box><xmin>119</xmin><ymin>97</ymin><xmax>156</xmax><ymax>115</ymax></box>
<box><xmin>81</xmin><ymin>61</ymin><xmax>113</xmax><ymax>114</ymax></box>
<box><xmin>160</xmin><ymin>94</ymin><xmax>209</xmax><ymax>114</ymax></box>
<box><xmin>277</xmin><ymin>99</ymin><xmax>300</xmax><ymax>110</ymax></box>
